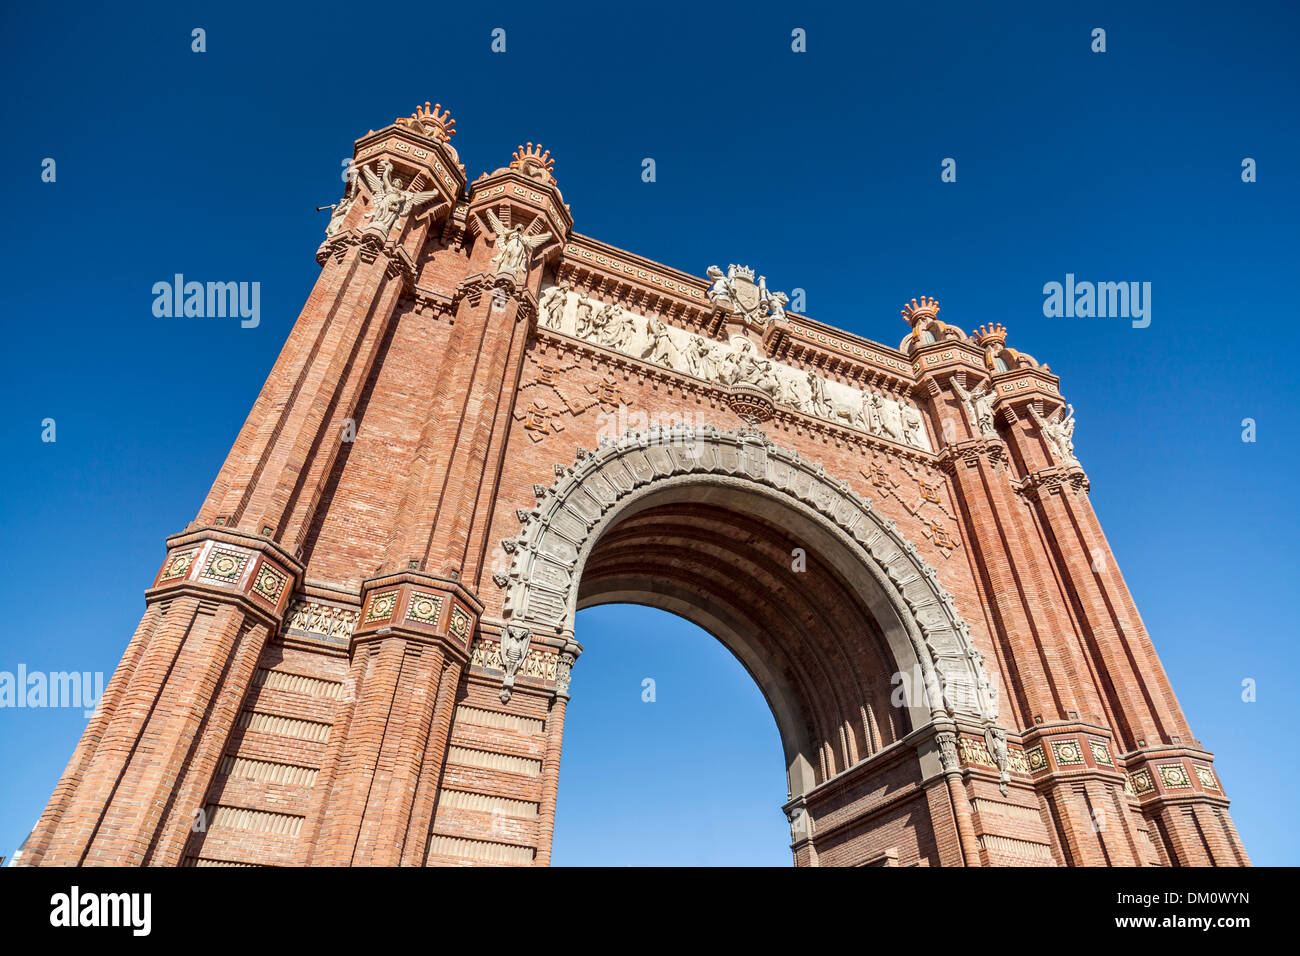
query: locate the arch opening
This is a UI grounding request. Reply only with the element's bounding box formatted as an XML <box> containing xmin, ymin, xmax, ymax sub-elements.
<box><xmin>574</xmin><ymin>483</ymin><xmax>919</xmax><ymax>798</ymax></box>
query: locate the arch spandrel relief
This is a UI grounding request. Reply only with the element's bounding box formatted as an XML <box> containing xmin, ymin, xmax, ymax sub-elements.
<box><xmin>495</xmin><ymin>426</ymin><xmax>998</xmax><ymax>727</ymax></box>
<box><xmin>536</xmin><ymin>282</ymin><xmax>931</xmax><ymax>452</ymax></box>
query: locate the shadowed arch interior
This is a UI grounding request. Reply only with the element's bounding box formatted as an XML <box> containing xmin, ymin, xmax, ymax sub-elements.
<box><xmin>574</xmin><ymin>481</ymin><xmax>916</xmax><ymax>799</ymax></box>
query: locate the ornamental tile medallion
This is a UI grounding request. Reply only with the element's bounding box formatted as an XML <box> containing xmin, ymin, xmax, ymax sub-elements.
<box><xmin>251</xmin><ymin>563</ymin><xmax>287</xmax><ymax>604</ymax></box>
<box><xmin>1025</xmin><ymin>745</ymin><xmax>1048</xmax><ymax>773</ymax></box>
<box><xmin>448</xmin><ymin>605</ymin><xmax>470</xmax><ymax>641</ymax></box>
<box><xmin>200</xmin><ymin>547</ymin><xmax>250</xmax><ymax>586</ymax></box>
<box><xmin>365</xmin><ymin>590</ymin><xmax>398</xmax><ymax>624</ymax></box>
<box><xmin>1052</xmin><ymin>740</ymin><xmax>1084</xmax><ymax>767</ymax></box>
<box><xmin>1088</xmin><ymin>740</ymin><xmax>1113</xmax><ymax>767</ymax></box>
<box><xmin>1129</xmin><ymin>769</ymin><xmax>1155</xmax><ymax>795</ymax></box>
<box><xmin>1194</xmin><ymin>765</ymin><xmax>1219</xmax><ymax>791</ymax></box>
<box><xmin>159</xmin><ymin>548</ymin><xmax>199</xmax><ymax>582</ymax></box>
<box><xmin>406</xmin><ymin>591</ymin><xmax>443</xmax><ymax>625</ymax></box>
<box><xmin>1158</xmin><ymin>763</ymin><xmax>1192</xmax><ymax>789</ymax></box>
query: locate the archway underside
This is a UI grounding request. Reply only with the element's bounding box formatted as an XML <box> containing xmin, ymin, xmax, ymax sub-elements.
<box><xmin>576</xmin><ymin>501</ymin><xmax>909</xmax><ymax>797</ymax></box>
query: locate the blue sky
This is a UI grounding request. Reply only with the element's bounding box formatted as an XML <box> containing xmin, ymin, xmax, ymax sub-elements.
<box><xmin>1</xmin><ymin>1</ymin><xmax>1297</xmax><ymax>865</ymax></box>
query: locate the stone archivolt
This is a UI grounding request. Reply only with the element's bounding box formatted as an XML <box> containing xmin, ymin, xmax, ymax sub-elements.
<box><xmin>498</xmin><ymin>425</ymin><xmax>994</xmax><ymax>724</ymax></box>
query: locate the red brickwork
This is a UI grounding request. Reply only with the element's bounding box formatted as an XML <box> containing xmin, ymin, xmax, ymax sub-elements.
<box><xmin>21</xmin><ymin>105</ymin><xmax>1247</xmax><ymax>867</ymax></box>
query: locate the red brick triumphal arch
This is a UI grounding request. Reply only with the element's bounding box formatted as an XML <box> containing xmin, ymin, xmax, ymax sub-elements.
<box><xmin>25</xmin><ymin>102</ymin><xmax>1247</xmax><ymax>867</ymax></box>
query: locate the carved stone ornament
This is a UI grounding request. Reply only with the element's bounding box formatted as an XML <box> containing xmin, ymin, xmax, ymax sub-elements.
<box><xmin>984</xmin><ymin>724</ymin><xmax>1012</xmax><ymax>796</ymax></box>
<box><xmin>555</xmin><ymin>651</ymin><xmax>576</xmax><ymax>697</ymax></box>
<box><xmin>497</xmin><ymin>426</ymin><xmax>999</xmax><ymax>723</ymax></box>
<box><xmin>936</xmin><ymin>731</ymin><xmax>960</xmax><ymax>773</ymax></box>
<box><xmin>498</xmin><ymin>624</ymin><xmax>533</xmax><ymax>703</ymax></box>
<box><xmin>535</xmin><ymin>283</ymin><xmax>931</xmax><ymax>451</ymax></box>
<box><xmin>1028</xmin><ymin>402</ymin><xmax>1079</xmax><ymax>468</ymax></box>
<box><xmin>361</xmin><ymin>159</ymin><xmax>439</xmax><ymax>235</ymax></box>
<box><xmin>706</xmin><ymin>264</ymin><xmax>788</xmax><ymax>328</ymax></box>
<box><xmin>485</xmin><ymin>209</ymin><xmax>551</xmax><ymax>284</ymax></box>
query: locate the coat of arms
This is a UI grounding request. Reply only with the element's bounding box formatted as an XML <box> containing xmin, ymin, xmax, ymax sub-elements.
<box><xmin>706</xmin><ymin>264</ymin><xmax>789</xmax><ymax>328</ymax></box>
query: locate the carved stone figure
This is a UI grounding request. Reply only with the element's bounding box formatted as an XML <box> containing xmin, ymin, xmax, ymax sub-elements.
<box><xmin>804</xmin><ymin>371</ymin><xmax>830</xmax><ymax>418</ymax></box>
<box><xmin>361</xmin><ymin>159</ymin><xmax>440</xmax><ymax>235</ymax></box>
<box><xmin>877</xmin><ymin>397</ymin><xmax>903</xmax><ymax>442</ymax></box>
<box><xmin>705</xmin><ymin>265</ymin><xmax>734</xmax><ymax>307</ymax></box>
<box><xmin>539</xmin><ymin>282</ymin><xmax>569</xmax><ymax>330</ymax></box>
<box><xmin>323</xmin><ymin>181</ymin><xmax>356</xmax><ymax>237</ymax></box>
<box><xmin>951</xmin><ymin>377</ymin><xmax>998</xmax><ymax>439</ymax></box>
<box><xmin>901</xmin><ymin>407</ymin><xmax>925</xmax><ymax>448</ymax></box>
<box><xmin>1030</xmin><ymin>403</ymin><xmax>1078</xmax><ymax>467</ymax></box>
<box><xmin>485</xmin><ymin>209</ymin><xmax>551</xmax><ymax>283</ymax></box>
<box><xmin>595</xmin><ymin>303</ymin><xmax>635</xmax><ymax>351</ymax></box>
<box><xmin>499</xmin><ymin>624</ymin><xmax>532</xmax><ymax>703</ymax></box>
<box><xmin>686</xmin><ymin>336</ymin><xmax>719</xmax><ymax>381</ymax></box>
<box><xmin>574</xmin><ymin>293</ymin><xmax>596</xmax><ymax>338</ymax></box>
<box><xmin>985</xmin><ymin>725</ymin><xmax>1011</xmax><ymax>797</ymax></box>
<box><xmin>642</xmin><ymin>316</ymin><xmax>681</xmax><ymax>370</ymax></box>
<box><xmin>758</xmin><ymin>276</ymin><xmax>789</xmax><ymax>322</ymax></box>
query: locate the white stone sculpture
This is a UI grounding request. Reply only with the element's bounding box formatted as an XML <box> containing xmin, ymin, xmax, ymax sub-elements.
<box><xmin>361</xmin><ymin>160</ymin><xmax>440</xmax><ymax>234</ymax></box>
<box><xmin>535</xmin><ymin>282</ymin><xmax>932</xmax><ymax>452</ymax></box>
<box><xmin>951</xmin><ymin>377</ymin><xmax>998</xmax><ymax>439</ymax></box>
<box><xmin>539</xmin><ymin>281</ymin><xmax>569</xmax><ymax>330</ymax></box>
<box><xmin>485</xmin><ymin>209</ymin><xmax>551</xmax><ymax>283</ymax></box>
<box><xmin>1030</xmin><ymin>403</ymin><xmax>1078</xmax><ymax>467</ymax></box>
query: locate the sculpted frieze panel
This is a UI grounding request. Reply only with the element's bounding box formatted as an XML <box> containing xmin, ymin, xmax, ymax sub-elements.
<box><xmin>536</xmin><ymin>283</ymin><xmax>931</xmax><ymax>452</ymax></box>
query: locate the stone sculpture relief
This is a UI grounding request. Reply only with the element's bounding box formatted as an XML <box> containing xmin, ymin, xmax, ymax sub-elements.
<box><xmin>498</xmin><ymin>623</ymin><xmax>533</xmax><ymax>703</ymax></box>
<box><xmin>486</xmin><ymin>209</ymin><xmax>552</xmax><ymax>283</ymax></box>
<box><xmin>323</xmin><ymin>179</ymin><xmax>356</xmax><ymax>237</ymax></box>
<box><xmin>984</xmin><ymin>724</ymin><xmax>1012</xmax><ymax>797</ymax></box>
<box><xmin>706</xmin><ymin>264</ymin><xmax>788</xmax><ymax>327</ymax></box>
<box><xmin>950</xmin><ymin>376</ymin><xmax>998</xmax><ymax>439</ymax></box>
<box><xmin>536</xmin><ymin>283</ymin><xmax>931</xmax><ymax>451</ymax></box>
<box><xmin>1028</xmin><ymin>403</ymin><xmax>1078</xmax><ymax>467</ymax></box>
<box><xmin>361</xmin><ymin>159</ymin><xmax>440</xmax><ymax>234</ymax></box>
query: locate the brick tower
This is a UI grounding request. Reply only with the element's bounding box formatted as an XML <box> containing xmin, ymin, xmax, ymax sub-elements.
<box><xmin>22</xmin><ymin>103</ymin><xmax>1247</xmax><ymax>867</ymax></box>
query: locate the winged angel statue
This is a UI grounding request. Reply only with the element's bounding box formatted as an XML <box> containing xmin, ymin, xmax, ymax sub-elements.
<box><xmin>361</xmin><ymin>159</ymin><xmax>440</xmax><ymax>234</ymax></box>
<box><xmin>485</xmin><ymin>209</ymin><xmax>551</xmax><ymax>283</ymax></box>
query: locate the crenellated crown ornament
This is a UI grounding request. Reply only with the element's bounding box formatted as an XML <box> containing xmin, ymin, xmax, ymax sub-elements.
<box><xmin>397</xmin><ymin>101</ymin><xmax>456</xmax><ymax>142</ymax></box>
<box><xmin>901</xmin><ymin>296</ymin><xmax>941</xmax><ymax>328</ymax></box>
<box><xmin>729</xmin><ymin>264</ymin><xmax>756</xmax><ymax>282</ymax></box>
<box><xmin>972</xmin><ymin>323</ymin><xmax>1008</xmax><ymax>349</ymax></box>
<box><xmin>510</xmin><ymin>143</ymin><xmax>556</xmax><ymax>184</ymax></box>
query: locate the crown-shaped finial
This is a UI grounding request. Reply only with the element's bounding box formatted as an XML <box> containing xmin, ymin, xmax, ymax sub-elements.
<box><xmin>730</xmin><ymin>264</ymin><xmax>756</xmax><ymax>282</ymax></box>
<box><xmin>398</xmin><ymin>101</ymin><xmax>456</xmax><ymax>142</ymax></box>
<box><xmin>510</xmin><ymin>143</ymin><xmax>556</xmax><ymax>183</ymax></box>
<box><xmin>900</xmin><ymin>296</ymin><xmax>940</xmax><ymax>327</ymax></box>
<box><xmin>972</xmin><ymin>322</ymin><xmax>1008</xmax><ymax>348</ymax></box>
